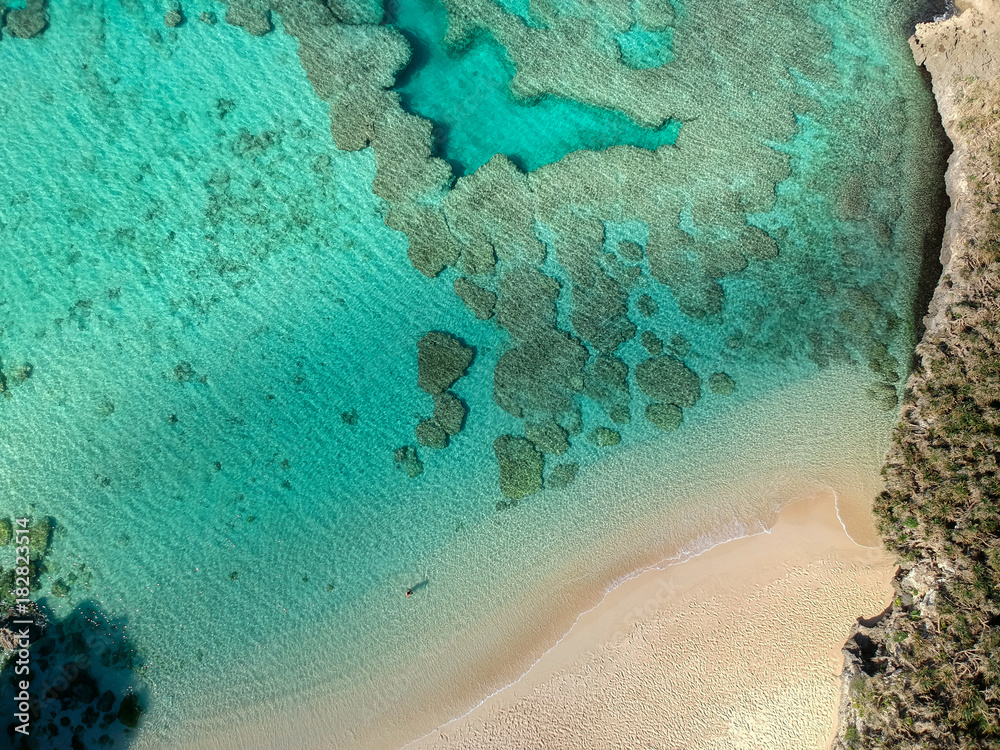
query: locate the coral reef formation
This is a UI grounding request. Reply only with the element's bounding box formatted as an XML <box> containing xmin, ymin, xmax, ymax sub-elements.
<box><xmin>394</xmin><ymin>445</ymin><xmax>424</xmax><ymax>478</ymax></box>
<box><xmin>214</xmin><ymin>0</ymin><xmax>948</xmax><ymax>498</ymax></box>
<box><xmin>493</xmin><ymin>435</ymin><xmax>544</xmax><ymax>499</ymax></box>
<box><xmin>415</xmin><ymin>332</ymin><xmax>474</xmax><ymax>450</ymax></box>
<box><xmin>417</xmin><ymin>331</ymin><xmax>474</xmax><ymax>396</ymax></box>
<box><xmin>1</xmin><ymin>0</ymin><xmax>49</xmax><ymax>39</ymax></box>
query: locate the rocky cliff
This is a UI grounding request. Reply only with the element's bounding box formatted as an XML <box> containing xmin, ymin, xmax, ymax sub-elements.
<box><xmin>833</xmin><ymin>2</ymin><xmax>1000</xmax><ymax>748</ymax></box>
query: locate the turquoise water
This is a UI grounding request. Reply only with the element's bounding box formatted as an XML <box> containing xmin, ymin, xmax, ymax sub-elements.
<box><xmin>390</xmin><ymin>0</ymin><xmax>682</xmax><ymax>174</ymax></box>
<box><xmin>0</xmin><ymin>0</ymin><xmax>947</xmax><ymax>746</ymax></box>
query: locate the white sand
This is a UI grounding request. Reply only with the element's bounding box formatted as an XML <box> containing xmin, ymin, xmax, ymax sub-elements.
<box><xmin>409</xmin><ymin>492</ymin><xmax>895</xmax><ymax>750</ymax></box>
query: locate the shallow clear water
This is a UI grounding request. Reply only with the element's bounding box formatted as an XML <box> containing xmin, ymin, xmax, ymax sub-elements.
<box><xmin>0</xmin><ymin>0</ymin><xmax>946</xmax><ymax>746</ymax></box>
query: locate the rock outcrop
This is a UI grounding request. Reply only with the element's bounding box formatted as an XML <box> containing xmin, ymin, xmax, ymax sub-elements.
<box><xmin>3</xmin><ymin>0</ymin><xmax>48</xmax><ymax>38</ymax></box>
<box><xmin>833</xmin><ymin>3</ymin><xmax>1000</xmax><ymax>747</ymax></box>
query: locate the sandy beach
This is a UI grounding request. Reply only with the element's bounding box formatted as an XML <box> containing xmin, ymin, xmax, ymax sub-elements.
<box><xmin>142</xmin><ymin>369</ymin><xmax>900</xmax><ymax>750</ymax></box>
<box><xmin>409</xmin><ymin>491</ymin><xmax>895</xmax><ymax>750</ymax></box>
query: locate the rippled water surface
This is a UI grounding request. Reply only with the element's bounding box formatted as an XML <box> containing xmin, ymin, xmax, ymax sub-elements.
<box><xmin>0</xmin><ymin>0</ymin><xmax>947</xmax><ymax>746</ymax></box>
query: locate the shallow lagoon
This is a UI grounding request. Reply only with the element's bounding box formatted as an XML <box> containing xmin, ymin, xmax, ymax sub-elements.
<box><xmin>0</xmin><ymin>0</ymin><xmax>947</xmax><ymax>745</ymax></box>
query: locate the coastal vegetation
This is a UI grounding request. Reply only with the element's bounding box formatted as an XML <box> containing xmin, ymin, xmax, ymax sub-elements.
<box><xmin>837</xmin><ymin>68</ymin><xmax>1000</xmax><ymax>748</ymax></box>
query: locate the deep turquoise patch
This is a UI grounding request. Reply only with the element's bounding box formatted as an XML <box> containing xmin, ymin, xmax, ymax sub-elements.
<box><xmin>390</xmin><ymin>0</ymin><xmax>681</xmax><ymax>175</ymax></box>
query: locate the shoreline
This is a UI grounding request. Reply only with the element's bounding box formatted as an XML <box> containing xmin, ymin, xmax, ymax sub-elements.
<box><xmin>140</xmin><ymin>366</ymin><xmax>899</xmax><ymax>750</ymax></box>
<box><xmin>399</xmin><ymin>500</ymin><xmax>780</xmax><ymax>748</ymax></box>
<box><xmin>407</xmin><ymin>490</ymin><xmax>894</xmax><ymax>749</ymax></box>
<box><xmin>833</xmin><ymin>0</ymin><xmax>1000</xmax><ymax>745</ymax></box>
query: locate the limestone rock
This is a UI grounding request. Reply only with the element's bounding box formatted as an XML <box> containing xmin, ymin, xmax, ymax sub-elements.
<box><xmin>165</xmin><ymin>8</ymin><xmax>184</xmax><ymax>26</ymax></box>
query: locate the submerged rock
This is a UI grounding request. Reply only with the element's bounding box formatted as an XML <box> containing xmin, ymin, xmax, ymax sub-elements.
<box><xmin>587</xmin><ymin>426</ymin><xmax>621</xmax><ymax>447</ymax></box>
<box><xmin>562</xmin><ymin>405</ymin><xmax>584</xmax><ymax>436</ymax></box>
<box><xmin>494</xmin><ymin>328</ymin><xmax>588</xmax><ymax>419</ymax></box>
<box><xmin>641</xmin><ymin>331</ymin><xmax>663</xmax><ymax>355</ymax></box>
<box><xmin>525</xmin><ymin>420</ymin><xmax>570</xmax><ymax>455</ymax></box>
<box><xmin>584</xmin><ymin>354</ymin><xmax>632</xmax><ymax>424</ymax></box>
<box><xmin>97</xmin><ymin>690</ymin><xmax>115</xmax><ymax>714</ymax></box>
<box><xmin>165</xmin><ymin>7</ymin><xmax>184</xmax><ymax>26</ymax></box>
<box><xmin>637</xmin><ymin>294</ymin><xmax>659</xmax><ymax>318</ymax></box>
<box><xmin>27</xmin><ymin>516</ymin><xmax>53</xmax><ymax>559</ymax></box>
<box><xmin>635</xmin><ymin>355</ymin><xmax>701</xmax><ymax>408</ymax></box>
<box><xmin>708</xmin><ymin>372</ymin><xmax>736</xmax><ymax>395</ymax></box>
<box><xmin>172</xmin><ymin>361</ymin><xmax>196</xmax><ymax>382</ymax></box>
<box><xmin>493</xmin><ymin>435</ymin><xmax>544</xmax><ymax>499</ymax></box>
<box><xmin>10</xmin><ymin>363</ymin><xmax>32</xmax><ymax>383</ymax></box>
<box><xmin>443</xmin><ymin>155</ymin><xmax>543</xmax><ymax>272</ymax></box>
<box><xmin>867</xmin><ymin>382</ymin><xmax>899</xmax><ymax>411</ymax></box>
<box><xmin>544</xmin><ymin>214</ymin><xmax>637</xmax><ymax>355</ymax></box>
<box><xmin>415</xmin><ymin>419</ymin><xmax>448</xmax><ymax>449</ymax></box>
<box><xmin>118</xmin><ymin>693</ymin><xmax>143</xmax><ymax>728</ymax></box>
<box><xmin>224</xmin><ymin>0</ymin><xmax>272</xmax><ymax>36</ymax></box>
<box><xmin>454</xmin><ymin>277</ymin><xmax>497</xmax><ymax>320</ymax></box>
<box><xmin>547</xmin><ymin>462</ymin><xmax>578</xmax><ymax>489</ymax></box>
<box><xmin>618</xmin><ymin>240</ymin><xmax>644</xmax><ymax>262</ymax></box>
<box><xmin>417</xmin><ymin>332</ymin><xmax>474</xmax><ymax>395</ymax></box>
<box><xmin>388</xmin><ymin>204</ymin><xmax>460</xmax><ymax>277</ymax></box>
<box><xmin>433</xmin><ymin>391</ymin><xmax>467</xmax><ymax>435</ymax></box>
<box><xmin>496</xmin><ymin>266</ymin><xmax>561</xmax><ymax>342</ymax></box>
<box><xmin>646</xmin><ymin>402</ymin><xmax>683</xmax><ymax>431</ymax></box>
<box><xmin>668</xmin><ymin>334</ymin><xmax>692</xmax><ymax>359</ymax></box>
<box><xmin>5</xmin><ymin>0</ymin><xmax>48</xmax><ymax>38</ymax></box>
<box><xmin>50</xmin><ymin>579</ymin><xmax>69</xmax><ymax>598</ymax></box>
<box><xmin>393</xmin><ymin>445</ymin><xmax>424</xmax><ymax>478</ymax></box>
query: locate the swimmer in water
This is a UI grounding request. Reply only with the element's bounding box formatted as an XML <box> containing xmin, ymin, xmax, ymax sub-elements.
<box><xmin>406</xmin><ymin>589</ymin><xmax>413</xmax><ymax>598</ymax></box>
